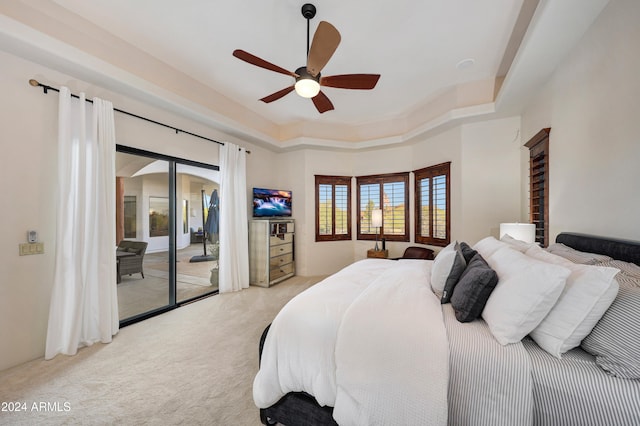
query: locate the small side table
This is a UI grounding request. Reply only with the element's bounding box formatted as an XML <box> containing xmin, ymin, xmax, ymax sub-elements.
<box><xmin>367</xmin><ymin>249</ymin><xmax>388</xmax><ymax>259</ymax></box>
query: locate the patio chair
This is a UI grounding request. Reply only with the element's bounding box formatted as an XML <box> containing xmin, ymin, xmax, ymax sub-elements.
<box><xmin>116</xmin><ymin>240</ymin><xmax>148</xmax><ymax>282</ymax></box>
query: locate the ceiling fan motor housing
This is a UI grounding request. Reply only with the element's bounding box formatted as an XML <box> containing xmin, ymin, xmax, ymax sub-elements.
<box><xmin>295</xmin><ymin>66</ymin><xmax>320</xmax><ymax>83</ymax></box>
<box><xmin>301</xmin><ymin>4</ymin><xmax>316</xmax><ymax>20</ymax></box>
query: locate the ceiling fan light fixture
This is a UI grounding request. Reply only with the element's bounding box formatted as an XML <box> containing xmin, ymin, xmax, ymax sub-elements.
<box><xmin>295</xmin><ymin>78</ymin><xmax>320</xmax><ymax>98</ymax></box>
<box><xmin>294</xmin><ymin>66</ymin><xmax>320</xmax><ymax>98</ymax></box>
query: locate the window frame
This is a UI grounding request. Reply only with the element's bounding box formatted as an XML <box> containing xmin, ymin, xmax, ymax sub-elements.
<box><xmin>315</xmin><ymin>175</ymin><xmax>352</xmax><ymax>242</ymax></box>
<box><xmin>356</xmin><ymin>172</ymin><xmax>410</xmax><ymax>242</ymax></box>
<box><xmin>414</xmin><ymin>162</ymin><xmax>451</xmax><ymax>247</ymax></box>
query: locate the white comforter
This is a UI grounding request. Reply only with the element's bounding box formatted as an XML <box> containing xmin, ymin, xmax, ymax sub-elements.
<box><xmin>253</xmin><ymin>259</ymin><xmax>449</xmax><ymax>426</ymax></box>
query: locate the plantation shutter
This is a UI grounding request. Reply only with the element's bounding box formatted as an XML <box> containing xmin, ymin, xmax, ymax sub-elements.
<box><xmin>525</xmin><ymin>128</ymin><xmax>550</xmax><ymax>247</ymax></box>
<box><xmin>356</xmin><ymin>172</ymin><xmax>409</xmax><ymax>242</ymax></box>
<box><xmin>414</xmin><ymin>162</ymin><xmax>450</xmax><ymax>246</ymax></box>
<box><xmin>315</xmin><ymin>175</ymin><xmax>351</xmax><ymax>241</ymax></box>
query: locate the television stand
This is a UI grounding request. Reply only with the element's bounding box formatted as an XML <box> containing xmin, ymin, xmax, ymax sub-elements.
<box><xmin>249</xmin><ymin>219</ymin><xmax>295</xmax><ymax>287</ymax></box>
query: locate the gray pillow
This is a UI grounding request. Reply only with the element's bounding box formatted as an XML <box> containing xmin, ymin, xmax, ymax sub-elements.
<box><xmin>581</xmin><ymin>285</ymin><xmax>640</xmax><ymax>379</ymax></box>
<box><xmin>459</xmin><ymin>242</ymin><xmax>477</xmax><ymax>264</ymax></box>
<box><xmin>441</xmin><ymin>243</ymin><xmax>467</xmax><ymax>304</ymax></box>
<box><xmin>450</xmin><ymin>253</ymin><xmax>498</xmax><ymax>323</ymax></box>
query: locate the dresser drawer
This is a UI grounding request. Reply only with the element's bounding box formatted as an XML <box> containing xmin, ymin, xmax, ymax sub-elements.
<box><xmin>270</xmin><ymin>243</ymin><xmax>292</xmax><ymax>258</ymax></box>
<box><xmin>270</xmin><ymin>253</ymin><xmax>293</xmax><ymax>269</ymax></box>
<box><xmin>270</xmin><ymin>263</ymin><xmax>294</xmax><ymax>281</ymax></box>
<box><xmin>270</xmin><ymin>232</ymin><xmax>293</xmax><ymax>246</ymax></box>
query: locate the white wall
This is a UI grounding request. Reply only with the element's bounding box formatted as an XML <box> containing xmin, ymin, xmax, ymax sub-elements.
<box><xmin>412</xmin><ymin>126</ymin><xmax>463</xmax><ymax>250</ymax></box>
<box><xmin>0</xmin><ymin>51</ymin><xmax>268</xmax><ymax>372</ymax></box>
<box><xmin>0</xmin><ymin>52</ymin><xmax>58</xmax><ymax>374</ymax></box>
<box><xmin>287</xmin><ymin>118</ymin><xmax>523</xmax><ymax>277</ymax></box>
<box><xmin>177</xmin><ymin>175</ymin><xmax>191</xmax><ymax>250</ymax></box>
<box><xmin>520</xmin><ymin>0</ymin><xmax>640</xmax><ymax>242</ymax></box>
<box><xmin>245</xmin><ymin>145</ymin><xmax>279</xmax><ymax>235</ymax></box>
<box><xmin>460</xmin><ymin>117</ymin><xmax>523</xmax><ymax>244</ymax></box>
<box><xmin>300</xmin><ymin>149</ymin><xmax>356</xmax><ymax>276</ymax></box>
<box><xmin>351</xmin><ymin>145</ymin><xmax>417</xmax><ymax>262</ymax></box>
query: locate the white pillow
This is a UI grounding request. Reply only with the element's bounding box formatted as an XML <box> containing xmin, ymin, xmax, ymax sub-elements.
<box><xmin>525</xmin><ymin>245</ymin><xmax>620</xmax><ymax>358</ymax></box>
<box><xmin>431</xmin><ymin>241</ymin><xmax>457</xmax><ymax>295</ymax></box>
<box><xmin>481</xmin><ymin>246</ymin><xmax>571</xmax><ymax>345</ymax></box>
<box><xmin>500</xmin><ymin>233</ymin><xmax>536</xmax><ymax>253</ymax></box>
<box><xmin>473</xmin><ymin>236</ymin><xmax>508</xmax><ymax>260</ymax></box>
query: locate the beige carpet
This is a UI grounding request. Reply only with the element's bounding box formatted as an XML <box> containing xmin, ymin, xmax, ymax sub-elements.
<box><xmin>0</xmin><ymin>276</ymin><xmax>325</xmax><ymax>425</ymax></box>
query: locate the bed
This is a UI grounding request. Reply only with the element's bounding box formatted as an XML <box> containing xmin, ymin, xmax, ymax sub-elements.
<box><xmin>254</xmin><ymin>233</ymin><xmax>640</xmax><ymax>426</ymax></box>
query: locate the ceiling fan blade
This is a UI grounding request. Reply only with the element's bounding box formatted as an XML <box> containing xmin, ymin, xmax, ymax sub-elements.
<box><xmin>321</xmin><ymin>74</ymin><xmax>381</xmax><ymax>90</ymax></box>
<box><xmin>311</xmin><ymin>91</ymin><xmax>334</xmax><ymax>113</ymax></box>
<box><xmin>233</xmin><ymin>49</ymin><xmax>297</xmax><ymax>77</ymax></box>
<box><xmin>260</xmin><ymin>86</ymin><xmax>295</xmax><ymax>103</ymax></box>
<box><xmin>307</xmin><ymin>21</ymin><xmax>341</xmax><ymax>77</ymax></box>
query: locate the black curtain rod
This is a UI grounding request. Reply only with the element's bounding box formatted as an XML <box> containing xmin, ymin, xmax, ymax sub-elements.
<box><xmin>28</xmin><ymin>79</ymin><xmax>250</xmax><ymax>154</ymax></box>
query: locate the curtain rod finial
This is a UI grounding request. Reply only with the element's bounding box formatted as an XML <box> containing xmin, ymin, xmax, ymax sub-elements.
<box><xmin>29</xmin><ymin>79</ymin><xmax>40</xmax><ymax>87</ymax></box>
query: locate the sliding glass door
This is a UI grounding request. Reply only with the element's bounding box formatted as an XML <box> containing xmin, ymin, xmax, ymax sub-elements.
<box><xmin>115</xmin><ymin>147</ymin><xmax>219</xmax><ymax>325</ymax></box>
<box><xmin>175</xmin><ymin>164</ymin><xmax>220</xmax><ymax>302</ymax></box>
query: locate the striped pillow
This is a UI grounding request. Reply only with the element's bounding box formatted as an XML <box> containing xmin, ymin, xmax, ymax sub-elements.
<box><xmin>594</xmin><ymin>259</ymin><xmax>640</xmax><ymax>285</ymax></box>
<box><xmin>581</xmin><ymin>265</ymin><xmax>640</xmax><ymax>379</ymax></box>
<box><xmin>546</xmin><ymin>243</ymin><xmax>613</xmax><ymax>265</ymax></box>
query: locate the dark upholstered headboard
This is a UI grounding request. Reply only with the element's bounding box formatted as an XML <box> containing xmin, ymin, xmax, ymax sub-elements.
<box><xmin>556</xmin><ymin>233</ymin><xmax>640</xmax><ymax>266</ymax></box>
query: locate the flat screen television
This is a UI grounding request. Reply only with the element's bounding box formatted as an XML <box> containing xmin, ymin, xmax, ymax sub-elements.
<box><xmin>253</xmin><ymin>188</ymin><xmax>292</xmax><ymax>217</ymax></box>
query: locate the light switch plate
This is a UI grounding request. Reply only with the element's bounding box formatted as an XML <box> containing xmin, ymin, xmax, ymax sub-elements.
<box><xmin>19</xmin><ymin>242</ymin><xmax>44</xmax><ymax>256</ymax></box>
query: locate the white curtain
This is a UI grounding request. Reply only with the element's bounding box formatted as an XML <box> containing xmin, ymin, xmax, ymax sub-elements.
<box><xmin>218</xmin><ymin>142</ymin><xmax>250</xmax><ymax>293</ymax></box>
<box><xmin>45</xmin><ymin>87</ymin><xmax>119</xmax><ymax>359</ymax></box>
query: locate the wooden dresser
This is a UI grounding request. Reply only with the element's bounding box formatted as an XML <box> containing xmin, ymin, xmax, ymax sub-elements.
<box><xmin>249</xmin><ymin>219</ymin><xmax>295</xmax><ymax>287</ymax></box>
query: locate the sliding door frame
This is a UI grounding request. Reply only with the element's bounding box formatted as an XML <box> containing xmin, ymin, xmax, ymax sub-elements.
<box><xmin>117</xmin><ymin>145</ymin><xmax>219</xmax><ymax>327</ymax></box>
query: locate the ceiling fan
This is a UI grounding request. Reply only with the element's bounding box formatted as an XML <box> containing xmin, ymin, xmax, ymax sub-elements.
<box><xmin>233</xmin><ymin>3</ymin><xmax>380</xmax><ymax>114</ymax></box>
